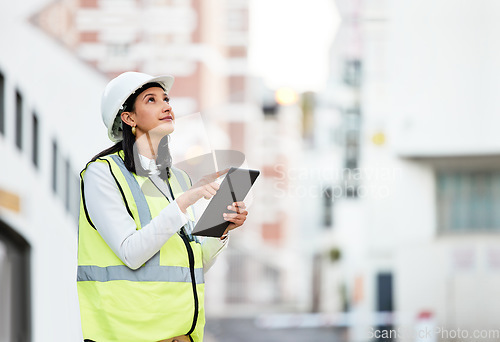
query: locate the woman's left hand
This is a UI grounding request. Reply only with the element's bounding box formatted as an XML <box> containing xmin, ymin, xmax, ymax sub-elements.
<box><xmin>221</xmin><ymin>201</ymin><xmax>248</xmax><ymax>239</ymax></box>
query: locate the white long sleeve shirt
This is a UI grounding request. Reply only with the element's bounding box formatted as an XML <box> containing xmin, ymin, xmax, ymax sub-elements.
<box><xmin>83</xmin><ymin>154</ymin><xmax>227</xmax><ymax>271</ymax></box>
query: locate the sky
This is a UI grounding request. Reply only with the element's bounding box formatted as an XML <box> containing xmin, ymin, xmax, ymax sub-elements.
<box><xmin>248</xmin><ymin>0</ymin><xmax>340</xmax><ymax>93</ymax></box>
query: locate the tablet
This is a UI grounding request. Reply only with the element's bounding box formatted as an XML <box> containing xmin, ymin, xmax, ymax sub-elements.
<box><xmin>192</xmin><ymin>167</ymin><xmax>260</xmax><ymax>237</ymax></box>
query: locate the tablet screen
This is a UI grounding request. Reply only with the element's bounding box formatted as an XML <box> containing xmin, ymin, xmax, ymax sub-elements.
<box><xmin>192</xmin><ymin>167</ymin><xmax>260</xmax><ymax>237</ymax></box>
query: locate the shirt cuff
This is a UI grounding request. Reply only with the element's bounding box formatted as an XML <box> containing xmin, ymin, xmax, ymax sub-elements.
<box><xmin>202</xmin><ymin>235</ymin><xmax>229</xmax><ymax>257</ymax></box>
<box><xmin>172</xmin><ymin>199</ymin><xmax>190</xmax><ymax>226</ymax></box>
<box><xmin>201</xmin><ymin>235</ymin><xmax>229</xmax><ymax>273</ymax></box>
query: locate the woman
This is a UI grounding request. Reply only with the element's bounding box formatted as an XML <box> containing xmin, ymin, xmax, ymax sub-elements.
<box><xmin>77</xmin><ymin>72</ymin><xmax>248</xmax><ymax>342</ymax></box>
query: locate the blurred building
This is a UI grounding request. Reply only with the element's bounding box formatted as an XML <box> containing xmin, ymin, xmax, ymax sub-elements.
<box><xmin>204</xmin><ymin>83</ymin><xmax>308</xmax><ymax>316</ymax></box>
<box><xmin>0</xmin><ymin>0</ymin><xmax>309</xmax><ymax>340</ymax></box>
<box><xmin>314</xmin><ymin>1</ymin><xmax>500</xmax><ymax>342</ymax></box>
<box><xmin>32</xmin><ymin>0</ymin><xmax>251</xmax><ymax>114</ymax></box>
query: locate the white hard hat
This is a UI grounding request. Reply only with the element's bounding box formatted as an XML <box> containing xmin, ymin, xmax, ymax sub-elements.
<box><xmin>101</xmin><ymin>71</ymin><xmax>175</xmax><ymax>142</ymax></box>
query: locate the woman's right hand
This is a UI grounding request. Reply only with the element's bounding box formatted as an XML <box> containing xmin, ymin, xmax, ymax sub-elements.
<box><xmin>176</xmin><ymin>168</ymin><xmax>229</xmax><ymax>213</ymax></box>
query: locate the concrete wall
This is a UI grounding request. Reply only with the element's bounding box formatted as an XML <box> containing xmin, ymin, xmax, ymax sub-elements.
<box><xmin>388</xmin><ymin>0</ymin><xmax>500</xmax><ymax>156</ymax></box>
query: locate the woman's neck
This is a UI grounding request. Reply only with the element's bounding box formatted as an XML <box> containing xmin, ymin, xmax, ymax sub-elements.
<box><xmin>135</xmin><ymin>132</ymin><xmax>160</xmax><ymax>159</ymax></box>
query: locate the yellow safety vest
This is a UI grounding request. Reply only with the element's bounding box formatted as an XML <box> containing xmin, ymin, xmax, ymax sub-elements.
<box><xmin>77</xmin><ymin>151</ymin><xmax>205</xmax><ymax>342</ymax></box>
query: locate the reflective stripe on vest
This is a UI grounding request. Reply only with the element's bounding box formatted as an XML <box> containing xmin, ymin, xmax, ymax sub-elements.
<box><xmin>78</xmin><ymin>265</ymin><xmax>204</xmax><ymax>283</ymax></box>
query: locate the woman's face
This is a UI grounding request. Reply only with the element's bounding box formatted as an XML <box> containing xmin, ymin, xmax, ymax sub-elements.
<box><xmin>129</xmin><ymin>86</ymin><xmax>175</xmax><ymax>139</ymax></box>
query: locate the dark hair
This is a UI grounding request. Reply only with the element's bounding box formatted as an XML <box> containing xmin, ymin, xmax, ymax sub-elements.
<box><xmin>91</xmin><ymin>82</ymin><xmax>172</xmax><ymax>179</ymax></box>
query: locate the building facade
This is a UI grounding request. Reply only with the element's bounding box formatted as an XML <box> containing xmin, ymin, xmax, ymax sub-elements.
<box><xmin>315</xmin><ymin>1</ymin><xmax>500</xmax><ymax>341</ymax></box>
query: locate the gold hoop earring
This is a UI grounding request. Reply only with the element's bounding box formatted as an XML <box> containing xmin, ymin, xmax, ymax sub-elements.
<box><xmin>131</xmin><ymin>125</ymin><xmax>136</xmax><ymax>136</ymax></box>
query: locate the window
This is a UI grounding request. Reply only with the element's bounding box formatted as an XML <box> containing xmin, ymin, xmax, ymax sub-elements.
<box><xmin>376</xmin><ymin>272</ymin><xmax>393</xmax><ymax>311</ymax></box>
<box><xmin>437</xmin><ymin>171</ymin><xmax>500</xmax><ymax>232</ymax></box>
<box><xmin>0</xmin><ymin>72</ymin><xmax>4</xmax><ymax>135</ymax></box>
<box><xmin>226</xmin><ymin>250</ymin><xmax>247</xmax><ymax>303</ymax></box>
<box><xmin>375</xmin><ymin>272</ymin><xmax>394</xmax><ymax>342</ymax></box>
<box><xmin>0</xmin><ymin>220</ymin><xmax>31</xmax><ymax>341</ymax></box>
<box><xmin>52</xmin><ymin>140</ymin><xmax>58</xmax><ymax>194</ymax></box>
<box><xmin>343</xmin><ymin>59</ymin><xmax>362</xmax><ymax>87</ymax></box>
<box><xmin>262</xmin><ymin>103</ymin><xmax>278</xmax><ymax>116</ymax></box>
<box><xmin>172</xmin><ymin>0</ymin><xmax>189</xmax><ymax>5</ymax></box>
<box><xmin>225</xmin><ymin>250</ymin><xmax>281</xmax><ymax>304</ymax></box>
<box><xmin>343</xmin><ymin>106</ymin><xmax>361</xmax><ymax>170</ymax></box>
<box><xmin>32</xmin><ymin>113</ymin><xmax>39</xmax><ymax>168</ymax></box>
<box><xmin>64</xmin><ymin>158</ymin><xmax>71</xmax><ymax>211</ymax></box>
<box><xmin>80</xmin><ymin>0</ymin><xmax>98</xmax><ymax>7</ymax></box>
<box><xmin>261</xmin><ymin>264</ymin><xmax>280</xmax><ymax>303</ymax></box>
<box><xmin>344</xmin><ymin>180</ymin><xmax>358</xmax><ymax>198</ymax></box>
<box><xmin>323</xmin><ymin>186</ymin><xmax>333</xmax><ymax>227</ymax></box>
<box><xmin>262</xmin><ymin>88</ymin><xmax>278</xmax><ymax>117</ymax></box>
<box><xmin>64</xmin><ymin>158</ymin><xmax>80</xmax><ymax>221</ymax></box>
<box><xmin>226</xmin><ymin>9</ymin><xmax>247</xmax><ymax>31</ymax></box>
<box><xmin>229</xmin><ymin>76</ymin><xmax>245</xmax><ymax>102</ymax></box>
<box><xmin>107</xmin><ymin>44</ymin><xmax>129</xmax><ymax>58</ymax></box>
<box><xmin>345</xmin><ymin>131</ymin><xmax>360</xmax><ymax>169</ymax></box>
<box><xmin>228</xmin><ymin>121</ymin><xmax>245</xmax><ymax>152</ymax></box>
<box><xmin>15</xmin><ymin>90</ymin><xmax>23</xmax><ymax>150</ymax></box>
<box><xmin>70</xmin><ymin>170</ymin><xmax>80</xmax><ymax>222</ymax></box>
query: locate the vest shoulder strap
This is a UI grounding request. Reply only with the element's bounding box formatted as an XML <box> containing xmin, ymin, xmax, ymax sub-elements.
<box><xmin>106</xmin><ymin>154</ymin><xmax>152</xmax><ymax>228</ymax></box>
<box><xmin>170</xmin><ymin>166</ymin><xmax>192</xmax><ymax>191</ymax></box>
<box><xmin>80</xmin><ymin>153</ymin><xmax>149</xmax><ymax>230</ymax></box>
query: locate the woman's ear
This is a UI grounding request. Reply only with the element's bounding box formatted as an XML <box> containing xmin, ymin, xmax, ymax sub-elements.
<box><xmin>121</xmin><ymin>111</ymin><xmax>136</xmax><ymax>127</ymax></box>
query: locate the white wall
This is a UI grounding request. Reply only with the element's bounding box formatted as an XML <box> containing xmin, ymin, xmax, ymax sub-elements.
<box><xmin>387</xmin><ymin>0</ymin><xmax>500</xmax><ymax>156</ymax></box>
